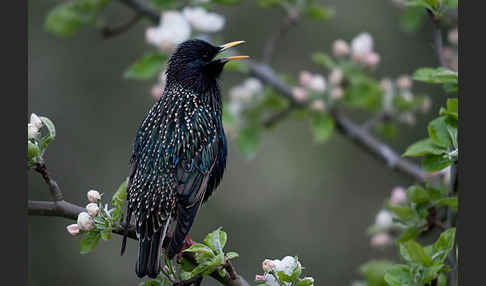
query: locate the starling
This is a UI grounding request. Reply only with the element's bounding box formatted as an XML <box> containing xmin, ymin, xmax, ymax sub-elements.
<box><xmin>121</xmin><ymin>39</ymin><xmax>248</xmax><ymax>279</ymax></box>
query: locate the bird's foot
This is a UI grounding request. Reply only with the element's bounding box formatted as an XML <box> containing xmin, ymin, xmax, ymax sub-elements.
<box><xmin>176</xmin><ymin>235</ymin><xmax>196</xmax><ymax>260</ymax></box>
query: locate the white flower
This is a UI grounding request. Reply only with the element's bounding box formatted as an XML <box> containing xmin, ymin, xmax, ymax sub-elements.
<box><xmin>362</xmin><ymin>52</ymin><xmax>380</xmax><ymax>68</ymax></box>
<box><xmin>87</xmin><ymin>190</ymin><xmax>101</xmax><ymax>203</ymax></box>
<box><xmin>311</xmin><ymin>99</ymin><xmax>326</xmax><ymax>112</ymax></box>
<box><xmin>330</xmin><ymin>87</ymin><xmax>344</xmax><ymax>100</ymax></box>
<box><xmin>370</xmin><ymin>232</ymin><xmax>391</xmax><ymax>247</ymax></box>
<box><xmin>332</xmin><ymin>39</ymin><xmax>350</xmax><ymax>57</ymax></box>
<box><xmin>292</xmin><ymin>87</ymin><xmax>308</xmax><ymax>102</ymax></box>
<box><xmin>375</xmin><ymin>210</ymin><xmax>393</xmax><ymax>229</ymax></box>
<box><xmin>262</xmin><ymin>256</ymin><xmax>302</xmax><ymax>286</ymax></box>
<box><xmin>77</xmin><ymin>212</ymin><xmax>95</xmax><ymax>231</ymax></box>
<box><xmin>308</xmin><ymin>74</ymin><xmax>327</xmax><ymax>93</ymax></box>
<box><xmin>146</xmin><ymin>11</ymin><xmax>191</xmax><ymax>52</ymax></box>
<box><xmin>351</xmin><ymin>33</ymin><xmax>374</xmax><ymax>58</ymax></box>
<box><xmin>28</xmin><ymin>124</ymin><xmax>39</xmax><ymax>139</ymax></box>
<box><xmin>183</xmin><ymin>7</ymin><xmax>225</xmax><ymax>33</ymax></box>
<box><xmin>262</xmin><ymin>259</ymin><xmax>276</xmax><ymax>272</ymax></box>
<box><xmin>299</xmin><ymin>71</ymin><xmax>313</xmax><ymax>87</ymax></box>
<box><xmin>329</xmin><ymin>68</ymin><xmax>343</xmax><ymax>85</ymax></box>
<box><xmin>86</xmin><ymin>203</ymin><xmax>100</xmax><ymax>217</ymax></box>
<box><xmin>389</xmin><ymin>186</ymin><xmax>407</xmax><ymax>205</ymax></box>
<box><xmin>30</xmin><ymin>113</ymin><xmax>43</xmax><ymax>129</ymax></box>
<box><xmin>396</xmin><ymin>75</ymin><xmax>412</xmax><ymax>89</ymax></box>
<box><xmin>66</xmin><ymin>224</ymin><xmax>80</xmax><ymax>236</ymax></box>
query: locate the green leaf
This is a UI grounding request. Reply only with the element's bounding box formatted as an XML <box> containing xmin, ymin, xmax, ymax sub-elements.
<box><xmin>257</xmin><ymin>0</ymin><xmax>281</xmax><ymax>8</ymax></box>
<box><xmin>435</xmin><ymin>197</ymin><xmax>458</xmax><ymax>211</ymax></box>
<box><xmin>389</xmin><ymin>205</ymin><xmax>415</xmax><ymax>221</ymax></box>
<box><xmin>100</xmin><ymin>229</ymin><xmax>111</xmax><ymax>241</ymax></box>
<box><xmin>306</xmin><ymin>5</ymin><xmax>335</xmax><ymax>21</ymax></box>
<box><xmin>422</xmin><ymin>154</ymin><xmax>452</xmax><ymax>172</ymax></box>
<box><xmin>312</xmin><ymin>53</ymin><xmax>336</xmax><ymax>69</ymax></box>
<box><xmin>203</xmin><ymin>227</ymin><xmax>227</xmax><ymax>254</ymax></box>
<box><xmin>428</xmin><ymin>117</ymin><xmax>452</xmax><ymax>148</ymax></box>
<box><xmin>433</xmin><ymin>228</ymin><xmax>456</xmax><ymax>263</ymax></box>
<box><xmin>28</xmin><ymin>141</ymin><xmax>40</xmax><ymax>161</ymax></box>
<box><xmin>424</xmin><ymin>263</ymin><xmax>444</xmax><ymax>284</ymax></box>
<box><xmin>310</xmin><ymin>113</ymin><xmax>334</xmax><ymax>143</ymax></box>
<box><xmin>111</xmin><ymin>178</ymin><xmax>127</xmax><ymax>222</ymax></box>
<box><xmin>149</xmin><ymin>0</ymin><xmax>178</xmax><ymax>10</ymax></box>
<box><xmin>124</xmin><ymin>52</ymin><xmax>168</xmax><ymax>80</ymax></box>
<box><xmin>139</xmin><ymin>280</ymin><xmax>161</xmax><ymax>286</ymax></box>
<box><xmin>226</xmin><ymin>252</ymin><xmax>239</xmax><ymax>259</ymax></box>
<box><xmin>359</xmin><ymin>260</ymin><xmax>393</xmax><ymax>286</ymax></box>
<box><xmin>397</xmin><ymin>226</ymin><xmax>421</xmax><ymax>243</ymax></box>
<box><xmin>406</xmin><ymin>185</ymin><xmax>430</xmax><ymax>204</ymax></box>
<box><xmin>296</xmin><ymin>278</ymin><xmax>314</xmax><ymax>286</ymax></box>
<box><xmin>403</xmin><ymin>138</ymin><xmax>447</xmax><ymax>157</ymax></box>
<box><xmin>277</xmin><ymin>271</ymin><xmax>293</xmax><ymax>283</ymax></box>
<box><xmin>413</xmin><ymin>67</ymin><xmax>458</xmax><ymax>85</ymax></box>
<box><xmin>237</xmin><ymin>125</ymin><xmax>261</xmax><ymax>159</ymax></box>
<box><xmin>80</xmin><ymin>230</ymin><xmax>101</xmax><ymax>254</ymax></box>
<box><xmin>405</xmin><ymin>240</ymin><xmax>433</xmax><ymax>266</ymax></box>
<box><xmin>400</xmin><ymin>7</ymin><xmax>425</xmax><ymax>32</ymax></box>
<box><xmin>45</xmin><ymin>0</ymin><xmax>111</xmax><ymax>37</ymax></box>
<box><xmin>384</xmin><ymin>264</ymin><xmax>413</xmax><ymax>286</ymax></box>
<box><xmin>183</xmin><ymin>243</ymin><xmax>215</xmax><ymax>256</ymax></box>
<box><xmin>40</xmin><ymin>116</ymin><xmax>56</xmax><ymax>139</ymax></box>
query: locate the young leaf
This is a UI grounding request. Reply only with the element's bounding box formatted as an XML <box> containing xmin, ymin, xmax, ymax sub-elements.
<box><xmin>389</xmin><ymin>205</ymin><xmax>415</xmax><ymax>221</ymax></box>
<box><xmin>413</xmin><ymin>67</ymin><xmax>458</xmax><ymax>85</ymax></box>
<box><xmin>312</xmin><ymin>53</ymin><xmax>336</xmax><ymax>69</ymax></box>
<box><xmin>183</xmin><ymin>243</ymin><xmax>215</xmax><ymax>256</ymax></box>
<box><xmin>405</xmin><ymin>240</ymin><xmax>433</xmax><ymax>266</ymax></box>
<box><xmin>296</xmin><ymin>278</ymin><xmax>314</xmax><ymax>286</ymax></box>
<box><xmin>111</xmin><ymin>178</ymin><xmax>127</xmax><ymax>221</ymax></box>
<box><xmin>406</xmin><ymin>185</ymin><xmax>430</xmax><ymax>204</ymax></box>
<box><xmin>306</xmin><ymin>5</ymin><xmax>335</xmax><ymax>21</ymax></box>
<box><xmin>428</xmin><ymin>117</ymin><xmax>452</xmax><ymax>148</ymax></box>
<box><xmin>435</xmin><ymin>197</ymin><xmax>458</xmax><ymax>211</ymax></box>
<box><xmin>310</xmin><ymin>113</ymin><xmax>334</xmax><ymax>143</ymax></box>
<box><xmin>432</xmin><ymin>228</ymin><xmax>456</xmax><ymax>263</ymax></box>
<box><xmin>124</xmin><ymin>52</ymin><xmax>168</xmax><ymax>80</ymax></box>
<box><xmin>28</xmin><ymin>141</ymin><xmax>40</xmax><ymax>161</ymax></box>
<box><xmin>421</xmin><ymin>154</ymin><xmax>451</xmax><ymax>172</ymax></box>
<box><xmin>403</xmin><ymin>138</ymin><xmax>447</xmax><ymax>157</ymax></box>
<box><xmin>384</xmin><ymin>264</ymin><xmax>413</xmax><ymax>286</ymax></box>
<box><xmin>203</xmin><ymin>227</ymin><xmax>227</xmax><ymax>253</ymax></box>
<box><xmin>226</xmin><ymin>252</ymin><xmax>239</xmax><ymax>259</ymax></box>
<box><xmin>359</xmin><ymin>260</ymin><xmax>393</xmax><ymax>286</ymax></box>
<box><xmin>80</xmin><ymin>230</ymin><xmax>101</xmax><ymax>254</ymax></box>
<box><xmin>397</xmin><ymin>226</ymin><xmax>421</xmax><ymax>243</ymax></box>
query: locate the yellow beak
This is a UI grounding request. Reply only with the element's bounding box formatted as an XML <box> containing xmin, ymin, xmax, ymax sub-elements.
<box><xmin>219</xmin><ymin>41</ymin><xmax>246</xmax><ymax>52</ymax></box>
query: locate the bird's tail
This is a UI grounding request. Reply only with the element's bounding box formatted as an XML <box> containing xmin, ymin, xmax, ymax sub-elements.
<box><xmin>167</xmin><ymin>202</ymin><xmax>200</xmax><ymax>259</ymax></box>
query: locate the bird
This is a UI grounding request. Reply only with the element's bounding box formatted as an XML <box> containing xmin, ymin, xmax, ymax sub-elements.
<box><xmin>120</xmin><ymin>39</ymin><xmax>249</xmax><ymax>279</ymax></box>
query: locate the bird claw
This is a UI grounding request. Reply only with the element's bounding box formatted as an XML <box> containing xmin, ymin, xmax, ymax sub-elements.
<box><xmin>176</xmin><ymin>235</ymin><xmax>197</xmax><ymax>260</ymax></box>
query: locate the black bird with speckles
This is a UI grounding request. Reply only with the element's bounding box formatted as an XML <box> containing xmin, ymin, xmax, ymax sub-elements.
<box><xmin>120</xmin><ymin>39</ymin><xmax>248</xmax><ymax>279</ymax></box>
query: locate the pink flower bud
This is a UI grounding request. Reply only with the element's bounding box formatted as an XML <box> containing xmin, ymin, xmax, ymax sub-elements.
<box><xmin>370</xmin><ymin>233</ymin><xmax>391</xmax><ymax>247</ymax></box>
<box><xmin>362</xmin><ymin>52</ymin><xmax>380</xmax><ymax>68</ymax></box>
<box><xmin>448</xmin><ymin>28</ymin><xmax>458</xmax><ymax>45</ymax></box>
<box><xmin>299</xmin><ymin>71</ymin><xmax>313</xmax><ymax>88</ymax></box>
<box><xmin>308</xmin><ymin>75</ymin><xmax>327</xmax><ymax>92</ymax></box>
<box><xmin>77</xmin><ymin>212</ymin><xmax>95</xmax><ymax>231</ymax></box>
<box><xmin>329</xmin><ymin>68</ymin><xmax>343</xmax><ymax>85</ymax></box>
<box><xmin>262</xmin><ymin>259</ymin><xmax>276</xmax><ymax>272</ymax></box>
<box><xmin>421</xmin><ymin>97</ymin><xmax>432</xmax><ymax>113</ymax></box>
<box><xmin>379</xmin><ymin>78</ymin><xmax>392</xmax><ymax>93</ymax></box>
<box><xmin>151</xmin><ymin>84</ymin><xmax>163</xmax><ymax>100</ymax></box>
<box><xmin>389</xmin><ymin>186</ymin><xmax>407</xmax><ymax>205</ymax></box>
<box><xmin>255</xmin><ymin>275</ymin><xmax>266</xmax><ymax>282</ymax></box>
<box><xmin>330</xmin><ymin>87</ymin><xmax>344</xmax><ymax>100</ymax></box>
<box><xmin>396</xmin><ymin>75</ymin><xmax>412</xmax><ymax>89</ymax></box>
<box><xmin>66</xmin><ymin>224</ymin><xmax>80</xmax><ymax>236</ymax></box>
<box><xmin>332</xmin><ymin>39</ymin><xmax>350</xmax><ymax>57</ymax></box>
<box><xmin>87</xmin><ymin>190</ymin><xmax>101</xmax><ymax>203</ymax></box>
<box><xmin>86</xmin><ymin>203</ymin><xmax>100</xmax><ymax>217</ymax></box>
<box><xmin>292</xmin><ymin>87</ymin><xmax>308</xmax><ymax>102</ymax></box>
<box><xmin>311</xmin><ymin>99</ymin><xmax>326</xmax><ymax>112</ymax></box>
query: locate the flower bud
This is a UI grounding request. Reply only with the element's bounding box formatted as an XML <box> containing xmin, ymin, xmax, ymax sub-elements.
<box><xmin>262</xmin><ymin>259</ymin><xmax>276</xmax><ymax>272</ymax></box>
<box><xmin>28</xmin><ymin>124</ymin><xmax>39</xmax><ymax>139</ymax></box>
<box><xmin>77</xmin><ymin>212</ymin><xmax>95</xmax><ymax>231</ymax></box>
<box><xmin>370</xmin><ymin>232</ymin><xmax>391</xmax><ymax>247</ymax></box>
<box><xmin>299</xmin><ymin>71</ymin><xmax>313</xmax><ymax>87</ymax></box>
<box><xmin>292</xmin><ymin>87</ymin><xmax>308</xmax><ymax>102</ymax></box>
<box><xmin>375</xmin><ymin>210</ymin><xmax>393</xmax><ymax>229</ymax></box>
<box><xmin>86</xmin><ymin>203</ymin><xmax>100</xmax><ymax>217</ymax></box>
<box><xmin>362</xmin><ymin>52</ymin><xmax>380</xmax><ymax>68</ymax></box>
<box><xmin>351</xmin><ymin>33</ymin><xmax>373</xmax><ymax>58</ymax></box>
<box><xmin>66</xmin><ymin>224</ymin><xmax>80</xmax><ymax>236</ymax></box>
<box><xmin>332</xmin><ymin>39</ymin><xmax>350</xmax><ymax>57</ymax></box>
<box><xmin>330</xmin><ymin>87</ymin><xmax>344</xmax><ymax>100</ymax></box>
<box><xmin>396</xmin><ymin>75</ymin><xmax>412</xmax><ymax>90</ymax></box>
<box><xmin>421</xmin><ymin>96</ymin><xmax>432</xmax><ymax>113</ymax></box>
<box><xmin>311</xmin><ymin>99</ymin><xmax>326</xmax><ymax>112</ymax></box>
<box><xmin>379</xmin><ymin>78</ymin><xmax>393</xmax><ymax>93</ymax></box>
<box><xmin>389</xmin><ymin>186</ymin><xmax>407</xmax><ymax>205</ymax></box>
<box><xmin>255</xmin><ymin>275</ymin><xmax>266</xmax><ymax>282</ymax></box>
<box><xmin>308</xmin><ymin>74</ymin><xmax>327</xmax><ymax>93</ymax></box>
<box><xmin>87</xmin><ymin>190</ymin><xmax>101</xmax><ymax>202</ymax></box>
<box><xmin>151</xmin><ymin>84</ymin><xmax>164</xmax><ymax>100</ymax></box>
<box><xmin>448</xmin><ymin>28</ymin><xmax>458</xmax><ymax>45</ymax></box>
<box><xmin>30</xmin><ymin>113</ymin><xmax>43</xmax><ymax>129</ymax></box>
<box><xmin>329</xmin><ymin>68</ymin><xmax>343</xmax><ymax>85</ymax></box>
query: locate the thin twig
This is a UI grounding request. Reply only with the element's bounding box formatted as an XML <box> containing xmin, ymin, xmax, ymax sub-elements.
<box><xmin>262</xmin><ymin>13</ymin><xmax>298</xmax><ymax>64</ymax></box>
<box><xmin>101</xmin><ymin>13</ymin><xmax>142</xmax><ymax>39</ymax></box>
<box><xmin>427</xmin><ymin>9</ymin><xmax>446</xmax><ymax>67</ymax></box>
<box><xmin>33</xmin><ymin>162</ymin><xmax>63</xmax><ymax>201</ymax></box>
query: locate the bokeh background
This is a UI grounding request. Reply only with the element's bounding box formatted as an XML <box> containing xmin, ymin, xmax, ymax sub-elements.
<box><xmin>28</xmin><ymin>0</ymin><xmax>441</xmax><ymax>285</ymax></box>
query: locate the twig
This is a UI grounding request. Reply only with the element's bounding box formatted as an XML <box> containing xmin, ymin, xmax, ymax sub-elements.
<box><xmin>101</xmin><ymin>13</ymin><xmax>142</xmax><ymax>39</ymax></box>
<box><xmin>262</xmin><ymin>13</ymin><xmax>298</xmax><ymax>64</ymax></box>
<box><xmin>427</xmin><ymin>9</ymin><xmax>446</xmax><ymax>67</ymax></box>
<box><xmin>262</xmin><ymin>105</ymin><xmax>296</xmax><ymax>128</ymax></box>
<box><xmin>33</xmin><ymin>162</ymin><xmax>63</xmax><ymax>201</ymax></box>
<box><xmin>118</xmin><ymin>0</ymin><xmax>160</xmax><ymax>23</ymax></box>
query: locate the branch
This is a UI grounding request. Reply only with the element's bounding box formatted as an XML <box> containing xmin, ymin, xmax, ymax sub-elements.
<box><xmin>101</xmin><ymin>13</ymin><xmax>142</xmax><ymax>39</ymax></box>
<box><xmin>427</xmin><ymin>10</ymin><xmax>446</xmax><ymax>67</ymax></box>
<box><xmin>262</xmin><ymin>12</ymin><xmax>298</xmax><ymax>64</ymax></box>
<box><xmin>118</xmin><ymin>0</ymin><xmax>160</xmax><ymax>23</ymax></box>
<box><xmin>249</xmin><ymin>61</ymin><xmax>429</xmax><ymax>182</ymax></box>
<box><xmin>34</xmin><ymin>162</ymin><xmax>63</xmax><ymax>201</ymax></box>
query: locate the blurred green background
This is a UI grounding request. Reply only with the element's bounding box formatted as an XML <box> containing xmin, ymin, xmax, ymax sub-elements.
<box><xmin>28</xmin><ymin>0</ymin><xmax>441</xmax><ymax>285</ymax></box>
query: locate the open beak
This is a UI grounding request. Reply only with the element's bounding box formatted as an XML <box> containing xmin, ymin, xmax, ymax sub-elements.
<box><xmin>218</xmin><ymin>41</ymin><xmax>249</xmax><ymax>62</ymax></box>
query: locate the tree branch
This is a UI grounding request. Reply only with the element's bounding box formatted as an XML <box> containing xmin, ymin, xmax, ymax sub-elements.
<box><xmin>262</xmin><ymin>12</ymin><xmax>298</xmax><ymax>64</ymax></box>
<box><xmin>427</xmin><ymin>10</ymin><xmax>446</xmax><ymax>68</ymax></box>
<box><xmin>34</xmin><ymin>162</ymin><xmax>63</xmax><ymax>201</ymax></box>
<box><xmin>101</xmin><ymin>13</ymin><xmax>142</xmax><ymax>39</ymax></box>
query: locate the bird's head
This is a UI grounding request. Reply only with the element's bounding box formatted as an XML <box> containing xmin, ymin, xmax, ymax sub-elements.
<box><xmin>166</xmin><ymin>39</ymin><xmax>249</xmax><ymax>93</ymax></box>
